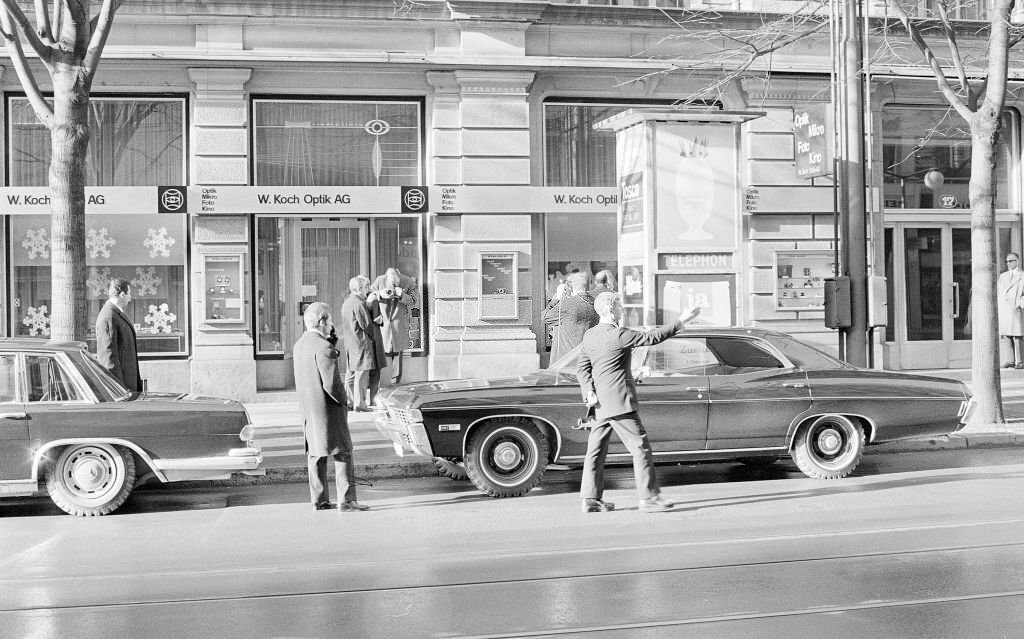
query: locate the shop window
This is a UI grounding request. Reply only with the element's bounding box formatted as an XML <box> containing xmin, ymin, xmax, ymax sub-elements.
<box><xmin>774</xmin><ymin>250</ymin><xmax>832</xmax><ymax>311</ymax></box>
<box><xmin>6</xmin><ymin>97</ymin><xmax>187</xmax><ymax>355</ymax></box>
<box><xmin>882</xmin><ymin>106</ymin><xmax>1014</xmax><ymax>210</ymax></box>
<box><xmin>252</xmin><ymin>100</ymin><xmax>425</xmax><ymax>356</ymax></box>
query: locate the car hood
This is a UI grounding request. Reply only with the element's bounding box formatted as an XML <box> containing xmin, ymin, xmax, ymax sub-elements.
<box><xmin>136</xmin><ymin>391</ymin><xmax>243</xmax><ymax>407</ymax></box>
<box><xmin>380</xmin><ymin>369</ymin><xmax>573</xmax><ymax>405</ymax></box>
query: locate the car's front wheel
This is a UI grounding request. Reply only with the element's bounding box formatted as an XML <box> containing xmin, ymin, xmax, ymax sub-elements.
<box><xmin>465</xmin><ymin>418</ymin><xmax>549</xmax><ymax>497</ymax></box>
<box><xmin>45</xmin><ymin>443</ymin><xmax>137</xmax><ymax>516</ymax></box>
<box><xmin>791</xmin><ymin>414</ymin><xmax>864</xmax><ymax>479</ymax></box>
<box><xmin>433</xmin><ymin>457</ymin><xmax>468</xmax><ymax>481</ymax></box>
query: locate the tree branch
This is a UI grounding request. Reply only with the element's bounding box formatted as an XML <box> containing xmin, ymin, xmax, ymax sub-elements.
<box><xmin>0</xmin><ymin>9</ymin><xmax>54</xmax><ymax>128</ymax></box>
<box><xmin>34</xmin><ymin>0</ymin><xmax>53</xmax><ymax>43</ymax></box>
<box><xmin>936</xmin><ymin>2</ymin><xmax>973</xmax><ymax>101</ymax></box>
<box><xmin>1</xmin><ymin>0</ymin><xmax>54</xmax><ymax>63</ymax></box>
<box><xmin>84</xmin><ymin>0</ymin><xmax>121</xmax><ymax>77</ymax></box>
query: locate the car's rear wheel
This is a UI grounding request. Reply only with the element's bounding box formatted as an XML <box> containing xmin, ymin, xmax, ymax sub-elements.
<box><xmin>465</xmin><ymin>418</ymin><xmax>548</xmax><ymax>498</ymax></box>
<box><xmin>45</xmin><ymin>443</ymin><xmax>137</xmax><ymax>516</ymax></box>
<box><xmin>791</xmin><ymin>414</ymin><xmax>864</xmax><ymax>479</ymax></box>
<box><xmin>433</xmin><ymin>457</ymin><xmax>468</xmax><ymax>481</ymax></box>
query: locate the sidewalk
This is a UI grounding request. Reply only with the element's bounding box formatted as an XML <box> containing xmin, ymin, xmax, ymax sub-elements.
<box><xmin>240</xmin><ymin>368</ymin><xmax>1024</xmax><ymax>485</ymax></box>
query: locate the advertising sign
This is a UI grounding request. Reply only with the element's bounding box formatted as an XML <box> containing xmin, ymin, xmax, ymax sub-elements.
<box><xmin>793</xmin><ymin>103</ymin><xmax>833</xmax><ymax>178</ymax></box>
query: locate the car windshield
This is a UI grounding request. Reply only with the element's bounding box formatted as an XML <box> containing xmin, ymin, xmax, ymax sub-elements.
<box><xmin>80</xmin><ymin>352</ymin><xmax>132</xmax><ymax>401</ymax></box>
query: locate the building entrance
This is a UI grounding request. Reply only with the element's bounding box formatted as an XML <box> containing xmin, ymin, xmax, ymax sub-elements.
<box><xmin>884</xmin><ymin>223</ymin><xmax>1013</xmax><ymax>369</ymax></box>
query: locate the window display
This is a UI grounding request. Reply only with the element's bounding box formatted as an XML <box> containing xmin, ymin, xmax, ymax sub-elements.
<box><xmin>203</xmin><ymin>254</ymin><xmax>244</xmax><ymax>323</ymax></box>
<box><xmin>775</xmin><ymin>251</ymin><xmax>833</xmax><ymax>310</ymax></box>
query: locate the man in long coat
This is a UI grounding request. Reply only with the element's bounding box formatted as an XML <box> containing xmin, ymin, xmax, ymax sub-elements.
<box><xmin>293</xmin><ymin>301</ymin><xmax>368</xmax><ymax>512</ymax></box>
<box><xmin>340</xmin><ymin>275</ymin><xmax>386</xmax><ymax>410</ymax></box>
<box><xmin>576</xmin><ymin>292</ymin><xmax>699</xmax><ymax>514</ymax></box>
<box><xmin>998</xmin><ymin>252</ymin><xmax>1024</xmax><ymax>368</ymax></box>
<box><xmin>544</xmin><ymin>271</ymin><xmax>599</xmax><ymax>364</ymax></box>
<box><xmin>95</xmin><ymin>278</ymin><xmax>143</xmax><ymax>392</ymax></box>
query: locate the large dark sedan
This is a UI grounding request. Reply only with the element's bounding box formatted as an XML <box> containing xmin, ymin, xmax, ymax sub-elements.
<box><xmin>0</xmin><ymin>338</ymin><xmax>262</xmax><ymax>516</ymax></box>
<box><xmin>375</xmin><ymin>328</ymin><xmax>972</xmax><ymax>498</ymax></box>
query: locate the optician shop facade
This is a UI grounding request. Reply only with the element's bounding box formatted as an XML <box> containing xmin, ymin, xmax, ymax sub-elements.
<box><xmin>1</xmin><ymin>2</ymin><xmax>1022</xmax><ymax>400</ymax></box>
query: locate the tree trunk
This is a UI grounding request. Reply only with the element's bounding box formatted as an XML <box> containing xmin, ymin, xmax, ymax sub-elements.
<box><xmin>967</xmin><ymin>107</ymin><xmax>1005</xmax><ymax>427</ymax></box>
<box><xmin>48</xmin><ymin>64</ymin><xmax>90</xmax><ymax>343</ymax></box>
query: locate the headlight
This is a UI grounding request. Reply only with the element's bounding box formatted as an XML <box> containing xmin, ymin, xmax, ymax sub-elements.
<box><xmin>409</xmin><ymin>408</ymin><xmax>423</xmax><ymax>422</ymax></box>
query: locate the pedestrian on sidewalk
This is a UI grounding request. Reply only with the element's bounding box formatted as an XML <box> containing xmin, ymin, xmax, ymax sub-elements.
<box><xmin>576</xmin><ymin>292</ymin><xmax>700</xmax><ymax>514</ymax></box>
<box><xmin>371</xmin><ymin>267</ymin><xmax>414</xmax><ymax>385</ymax></box>
<box><xmin>95</xmin><ymin>278</ymin><xmax>143</xmax><ymax>393</ymax></box>
<box><xmin>294</xmin><ymin>301</ymin><xmax>369</xmax><ymax>512</ymax></box>
<box><xmin>998</xmin><ymin>252</ymin><xmax>1024</xmax><ymax>369</ymax></box>
<box><xmin>544</xmin><ymin>271</ymin><xmax>599</xmax><ymax>364</ymax></box>
<box><xmin>340</xmin><ymin>275</ymin><xmax>386</xmax><ymax>410</ymax></box>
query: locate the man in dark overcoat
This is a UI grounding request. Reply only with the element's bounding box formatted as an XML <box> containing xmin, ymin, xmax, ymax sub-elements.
<box><xmin>95</xmin><ymin>278</ymin><xmax>143</xmax><ymax>392</ymax></box>
<box><xmin>340</xmin><ymin>275</ymin><xmax>386</xmax><ymax>410</ymax></box>
<box><xmin>544</xmin><ymin>271</ymin><xmax>599</xmax><ymax>363</ymax></box>
<box><xmin>293</xmin><ymin>301</ymin><xmax>368</xmax><ymax>512</ymax></box>
<box><xmin>577</xmin><ymin>292</ymin><xmax>699</xmax><ymax>514</ymax></box>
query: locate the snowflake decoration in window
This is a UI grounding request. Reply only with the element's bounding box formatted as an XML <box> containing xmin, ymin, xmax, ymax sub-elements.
<box><xmin>144</xmin><ymin>227</ymin><xmax>176</xmax><ymax>258</ymax></box>
<box><xmin>87</xmin><ymin>267</ymin><xmax>113</xmax><ymax>298</ymax></box>
<box><xmin>131</xmin><ymin>266</ymin><xmax>162</xmax><ymax>297</ymax></box>
<box><xmin>86</xmin><ymin>227</ymin><xmax>117</xmax><ymax>259</ymax></box>
<box><xmin>145</xmin><ymin>303</ymin><xmax>177</xmax><ymax>334</ymax></box>
<box><xmin>22</xmin><ymin>305</ymin><xmax>50</xmax><ymax>336</ymax></box>
<box><xmin>22</xmin><ymin>228</ymin><xmax>50</xmax><ymax>260</ymax></box>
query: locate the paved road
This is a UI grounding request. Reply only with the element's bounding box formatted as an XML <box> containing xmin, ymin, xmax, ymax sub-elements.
<box><xmin>2</xmin><ymin>448</ymin><xmax>1023</xmax><ymax>638</ymax></box>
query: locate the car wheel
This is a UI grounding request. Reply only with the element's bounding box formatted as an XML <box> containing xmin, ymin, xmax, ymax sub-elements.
<box><xmin>465</xmin><ymin>418</ymin><xmax>549</xmax><ymax>498</ymax></box>
<box><xmin>791</xmin><ymin>414</ymin><xmax>864</xmax><ymax>479</ymax></box>
<box><xmin>45</xmin><ymin>444</ymin><xmax>137</xmax><ymax>516</ymax></box>
<box><xmin>433</xmin><ymin>457</ymin><xmax>468</xmax><ymax>481</ymax></box>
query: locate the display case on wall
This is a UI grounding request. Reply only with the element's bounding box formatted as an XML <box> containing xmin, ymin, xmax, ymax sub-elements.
<box><xmin>203</xmin><ymin>254</ymin><xmax>245</xmax><ymax>323</ymax></box>
<box><xmin>775</xmin><ymin>250</ymin><xmax>833</xmax><ymax>310</ymax></box>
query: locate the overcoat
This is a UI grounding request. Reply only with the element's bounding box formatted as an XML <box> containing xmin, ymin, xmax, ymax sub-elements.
<box><xmin>293</xmin><ymin>329</ymin><xmax>349</xmax><ymax>457</ymax></box>
<box><xmin>340</xmin><ymin>293</ymin><xmax>386</xmax><ymax>371</ymax></box>
<box><xmin>997</xmin><ymin>269</ymin><xmax>1024</xmax><ymax>336</ymax></box>
<box><xmin>544</xmin><ymin>292</ymin><xmax>599</xmax><ymax>363</ymax></box>
<box><xmin>371</xmin><ymin>274</ymin><xmax>414</xmax><ymax>353</ymax></box>
<box><xmin>95</xmin><ymin>300</ymin><xmax>143</xmax><ymax>392</ymax></box>
<box><xmin>577</xmin><ymin>322</ymin><xmax>678</xmax><ymax>423</ymax></box>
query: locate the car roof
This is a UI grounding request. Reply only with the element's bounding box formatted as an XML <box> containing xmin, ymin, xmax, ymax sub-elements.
<box><xmin>0</xmin><ymin>337</ymin><xmax>88</xmax><ymax>352</ymax></box>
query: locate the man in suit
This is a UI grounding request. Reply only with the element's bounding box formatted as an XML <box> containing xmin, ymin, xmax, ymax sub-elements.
<box><xmin>544</xmin><ymin>272</ymin><xmax>599</xmax><ymax>363</ymax></box>
<box><xmin>577</xmin><ymin>292</ymin><xmax>700</xmax><ymax>513</ymax></box>
<box><xmin>95</xmin><ymin>278</ymin><xmax>143</xmax><ymax>392</ymax></box>
<box><xmin>293</xmin><ymin>301</ymin><xmax>369</xmax><ymax>512</ymax></box>
<box><xmin>340</xmin><ymin>275</ymin><xmax>386</xmax><ymax>410</ymax></box>
<box><xmin>998</xmin><ymin>252</ymin><xmax>1024</xmax><ymax>368</ymax></box>
<box><xmin>371</xmin><ymin>267</ymin><xmax>414</xmax><ymax>385</ymax></box>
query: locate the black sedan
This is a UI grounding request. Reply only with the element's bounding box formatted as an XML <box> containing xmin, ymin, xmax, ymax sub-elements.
<box><xmin>375</xmin><ymin>328</ymin><xmax>971</xmax><ymax>497</ymax></box>
<box><xmin>0</xmin><ymin>338</ymin><xmax>262</xmax><ymax>516</ymax></box>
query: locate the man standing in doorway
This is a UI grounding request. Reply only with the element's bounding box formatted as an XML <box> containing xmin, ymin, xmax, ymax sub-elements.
<box><xmin>577</xmin><ymin>292</ymin><xmax>700</xmax><ymax>513</ymax></box>
<box><xmin>544</xmin><ymin>271</ymin><xmax>599</xmax><ymax>363</ymax></box>
<box><xmin>341</xmin><ymin>275</ymin><xmax>386</xmax><ymax>410</ymax></box>
<box><xmin>293</xmin><ymin>301</ymin><xmax>368</xmax><ymax>512</ymax></box>
<box><xmin>998</xmin><ymin>252</ymin><xmax>1024</xmax><ymax>369</ymax></box>
<box><xmin>95</xmin><ymin>278</ymin><xmax>143</xmax><ymax>393</ymax></box>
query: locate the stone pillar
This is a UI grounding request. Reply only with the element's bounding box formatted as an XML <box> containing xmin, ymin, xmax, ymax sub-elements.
<box><xmin>426</xmin><ymin>70</ymin><xmax>539</xmax><ymax>379</ymax></box>
<box><xmin>187</xmin><ymin>68</ymin><xmax>256</xmax><ymax>401</ymax></box>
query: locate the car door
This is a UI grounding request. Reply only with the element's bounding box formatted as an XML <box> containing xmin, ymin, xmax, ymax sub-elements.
<box><xmin>0</xmin><ymin>353</ymin><xmax>31</xmax><ymax>481</ymax></box>
<box><xmin>704</xmin><ymin>337</ymin><xmax>811</xmax><ymax>449</ymax></box>
<box><xmin>21</xmin><ymin>352</ymin><xmax>96</xmax><ymax>448</ymax></box>
<box><xmin>628</xmin><ymin>337</ymin><xmax>711</xmax><ymax>454</ymax></box>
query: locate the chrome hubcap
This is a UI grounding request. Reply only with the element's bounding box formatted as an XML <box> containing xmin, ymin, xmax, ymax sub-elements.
<box><xmin>492</xmin><ymin>442</ymin><xmax>523</xmax><ymax>471</ymax></box>
<box><xmin>65</xmin><ymin>448</ymin><xmax>114</xmax><ymax>495</ymax></box>
<box><xmin>817</xmin><ymin>428</ymin><xmax>843</xmax><ymax>456</ymax></box>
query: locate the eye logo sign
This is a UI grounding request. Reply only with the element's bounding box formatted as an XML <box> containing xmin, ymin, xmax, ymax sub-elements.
<box><xmin>158</xmin><ymin>186</ymin><xmax>187</xmax><ymax>213</ymax></box>
<box><xmin>401</xmin><ymin>186</ymin><xmax>428</xmax><ymax>213</ymax></box>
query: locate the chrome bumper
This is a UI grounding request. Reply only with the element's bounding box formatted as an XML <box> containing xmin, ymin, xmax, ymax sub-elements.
<box><xmin>374</xmin><ymin>411</ymin><xmax>434</xmax><ymax>458</ymax></box>
<box><xmin>152</xmin><ymin>447</ymin><xmax>264</xmax><ymax>482</ymax></box>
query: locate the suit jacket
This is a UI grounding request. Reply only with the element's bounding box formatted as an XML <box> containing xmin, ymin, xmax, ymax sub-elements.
<box><xmin>543</xmin><ymin>293</ymin><xmax>599</xmax><ymax>362</ymax></box>
<box><xmin>577</xmin><ymin>322</ymin><xmax>678</xmax><ymax>422</ymax></box>
<box><xmin>340</xmin><ymin>293</ymin><xmax>386</xmax><ymax>371</ymax></box>
<box><xmin>998</xmin><ymin>269</ymin><xmax>1024</xmax><ymax>336</ymax></box>
<box><xmin>293</xmin><ymin>329</ymin><xmax>349</xmax><ymax>457</ymax></box>
<box><xmin>95</xmin><ymin>300</ymin><xmax>143</xmax><ymax>392</ymax></box>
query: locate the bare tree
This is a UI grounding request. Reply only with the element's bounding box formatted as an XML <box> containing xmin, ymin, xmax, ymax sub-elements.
<box><xmin>1</xmin><ymin>0</ymin><xmax>124</xmax><ymax>341</ymax></box>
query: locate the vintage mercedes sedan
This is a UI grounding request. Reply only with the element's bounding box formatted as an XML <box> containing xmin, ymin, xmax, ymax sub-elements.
<box><xmin>0</xmin><ymin>338</ymin><xmax>262</xmax><ymax>516</ymax></box>
<box><xmin>375</xmin><ymin>328</ymin><xmax>972</xmax><ymax>498</ymax></box>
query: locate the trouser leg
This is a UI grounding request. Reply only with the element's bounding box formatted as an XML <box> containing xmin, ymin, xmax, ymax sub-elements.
<box><xmin>609</xmin><ymin>413</ymin><xmax>659</xmax><ymax>500</ymax></box>
<box><xmin>351</xmin><ymin>369</ymin><xmax>370</xmax><ymax>408</ymax></box>
<box><xmin>307</xmin><ymin>456</ymin><xmax>329</xmax><ymax>505</ymax></box>
<box><xmin>580</xmin><ymin>422</ymin><xmax>613</xmax><ymax>500</ymax></box>
<box><xmin>367</xmin><ymin>368</ymin><xmax>381</xmax><ymax>405</ymax></box>
<box><xmin>333</xmin><ymin>450</ymin><xmax>356</xmax><ymax>504</ymax></box>
<box><xmin>344</xmin><ymin>369</ymin><xmax>356</xmax><ymax>407</ymax></box>
<box><xmin>387</xmin><ymin>352</ymin><xmax>403</xmax><ymax>385</ymax></box>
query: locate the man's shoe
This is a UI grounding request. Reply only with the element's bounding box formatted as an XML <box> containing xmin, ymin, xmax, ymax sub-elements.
<box><xmin>582</xmin><ymin>498</ymin><xmax>615</xmax><ymax>513</ymax></box>
<box><xmin>1004</xmin><ymin>362</ymin><xmax>1016</xmax><ymax>368</ymax></box>
<box><xmin>353</xmin><ymin>405</ymin><xmax>372</xmax><ymax>412</ymax></box>
<box><xmin>340</xmin><ymin>501</ymin><xmax>370</xmax><ymax>512</ymax></box>
<box><xmin>314</xmin><ymin>502</ymin><xmax>336</xmax><ymax>511</ymax></box>
<box><xmin>1016</xmin><ymin>363</ymin><xmax>1024</xmax><ymax>370</ymax></box>
<box><xmin>639</xmin><ymin>495</ymin><xmax>674</xmax><ymax>513</ymax></box>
